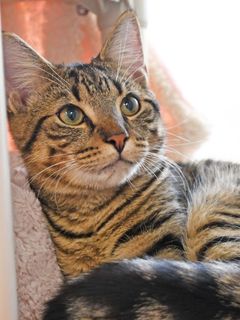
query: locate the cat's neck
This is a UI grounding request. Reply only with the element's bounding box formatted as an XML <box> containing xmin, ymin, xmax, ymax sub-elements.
<box><xmin>32</xmin><ymin>165</ymin><xmax>166</xmax><ymax>223</ymax></box>
<box><xmin>33</xmin><ymin>161</ymin><xmax>171</xmax><ymax>219</ymax></box>
<box><xmin>32</xmin><ymin>181</ymin><xmax>118</xmax><ymax>217</ymax></box>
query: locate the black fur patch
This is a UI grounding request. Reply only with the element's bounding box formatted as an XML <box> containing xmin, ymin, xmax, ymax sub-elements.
<box><xmin>43</xmin><ymin>260</ymin><xmax>240</xmax><ymax>320</ymax></box>
<box><xmin>23</xmin><ymin>115</ymin><xmax>50</xmax><ymax>153</ymax></box>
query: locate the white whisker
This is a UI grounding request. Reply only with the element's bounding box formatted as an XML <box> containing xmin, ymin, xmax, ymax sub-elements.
<box><xmin>28</xmin><ymin>64</ymin><xmax>72</xmax><ymax>94</ymax></box>
<box><xmin>26</xmin><ymin>159</ymin><xmax>71</xmax><ymax>188</ymax></box>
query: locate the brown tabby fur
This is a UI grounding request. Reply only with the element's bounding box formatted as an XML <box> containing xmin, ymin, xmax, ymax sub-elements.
<box><xmin>4</xmin><ymin>10</ymin><xmax>240</xmax><ymax>320</ymax></box>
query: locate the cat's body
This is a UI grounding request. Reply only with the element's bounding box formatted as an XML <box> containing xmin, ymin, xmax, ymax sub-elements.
<box><xmin>3</xmin><ymin>11</ymin><xmax>240</xmax><ymax>320</ymax></box>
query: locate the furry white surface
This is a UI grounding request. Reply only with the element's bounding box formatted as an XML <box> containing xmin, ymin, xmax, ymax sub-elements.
<box><xmin>11</xmin><ymin>152</ymin><xmax>63</xmax><ymax>320</ymax></box>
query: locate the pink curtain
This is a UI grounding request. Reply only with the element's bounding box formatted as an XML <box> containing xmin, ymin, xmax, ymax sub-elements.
<box><xmin>1</xmin><ymin>0</ymin><xmax>101</xmax><ymax>63</ymax></box>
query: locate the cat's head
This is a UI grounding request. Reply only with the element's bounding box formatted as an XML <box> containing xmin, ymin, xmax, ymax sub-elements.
<box><xmin>4</xmin><ymin>11</ymin><xmax>165</xmax><ymax>190</ymax></box>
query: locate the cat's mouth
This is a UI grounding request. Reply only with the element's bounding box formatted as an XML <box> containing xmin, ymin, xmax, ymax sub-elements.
<box><xmin>99</xmin><ymin>157</ymin><xmax>134</xmax><ymax>173</ymax></box>
<box><xmin>70</xmin><ymin>155</ymin><xmax>140</xmax><ymax>189</ymax></box>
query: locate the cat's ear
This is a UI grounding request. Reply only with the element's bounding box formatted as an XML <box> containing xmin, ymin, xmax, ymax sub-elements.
<box><xmin>99</xmin><ymin>10</ymin><xmax>147</xmax><ymax>86</ymax></box>
<box><xmin>3</xmin><ymin>32</ymin><xmax>53</xmax><ymax>112</ymax></box>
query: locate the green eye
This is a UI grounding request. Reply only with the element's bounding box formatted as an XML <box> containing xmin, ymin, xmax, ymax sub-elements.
<box><xmin>58</xmin><ymin>104</ymin><xmax>84</xmax><ymax>126</ymax></box>
<box><xmin>121</xmin><ymin>95</ymin><xmax>140</xmax><ymax>116</ymax></box>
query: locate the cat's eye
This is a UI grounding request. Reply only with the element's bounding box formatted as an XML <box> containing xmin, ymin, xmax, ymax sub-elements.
<box><xmin>58</xmin><ymin>104</ymin><xmax>84</xmax><ymax>126</ymax></box>
<box><xmin>120</xmin><ymin>95</ymin><xmax>140</xmax><ymax>116</ymax></box>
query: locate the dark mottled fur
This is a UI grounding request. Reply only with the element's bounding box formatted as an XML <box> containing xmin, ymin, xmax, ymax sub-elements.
<box><xmin>3</xmin><ymin>10</ymin><xmax>240</xmax><ymax>320</ymax></box>
<box><xmin>44</xmin><ymin>260</ymin><xmax>240</xmax><ymax>320</ymax></box>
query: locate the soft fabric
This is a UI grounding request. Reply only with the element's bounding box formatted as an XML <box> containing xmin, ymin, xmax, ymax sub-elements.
<box><xmin>11</xmin><ymin>153</ymin><xmax>63</xmax><ymax>320</ymax></box>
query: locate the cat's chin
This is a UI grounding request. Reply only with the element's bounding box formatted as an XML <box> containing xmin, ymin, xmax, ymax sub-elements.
<box><xmin>71</xmin><ymin>159</ymin><xmax>140</xmax><ymax>190</ymax></box>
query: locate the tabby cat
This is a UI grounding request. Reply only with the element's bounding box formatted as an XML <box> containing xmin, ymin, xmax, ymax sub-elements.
<box><xmin>4</xmin><ymin>10</ymin><xmax>240</xmax><ymax>320</ymax></box>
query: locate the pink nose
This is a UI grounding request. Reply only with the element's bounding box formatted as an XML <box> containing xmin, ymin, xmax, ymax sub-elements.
<box><xmin>107</xmin><ymin>133</ymin><xmax>128</xmax><ymax>153</ymax></box>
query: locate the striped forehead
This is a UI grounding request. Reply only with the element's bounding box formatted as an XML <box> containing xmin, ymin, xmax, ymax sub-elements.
<box><xmin>67</xmin><ymin>64</ymin><xmax>123</xmax><ymax>100</ymax></box>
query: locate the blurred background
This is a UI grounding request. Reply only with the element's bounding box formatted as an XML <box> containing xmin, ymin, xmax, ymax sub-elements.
<box><xmin>147</xmin><ymin>0</ymin><xmax>240</xmax><ymax>161</ymax></box>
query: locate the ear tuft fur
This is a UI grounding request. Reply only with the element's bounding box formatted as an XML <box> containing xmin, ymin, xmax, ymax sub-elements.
<box><xmin>3</xmin><ymin>32</ymin><xmax>53</xmax><ymax>107</ymax></box>
<box><xmin>99</xmin><ymin>11</ymin><xmax>147</xmax><ymax>86</ymax></box>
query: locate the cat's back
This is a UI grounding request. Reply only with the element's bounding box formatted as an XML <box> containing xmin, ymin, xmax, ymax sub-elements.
<box><xmin>179</xmin><ymin>160</ymin><xmax>240</xmax><ymax>262</ymax></box>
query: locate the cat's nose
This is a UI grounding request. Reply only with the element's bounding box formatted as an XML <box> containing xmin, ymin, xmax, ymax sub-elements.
<box><xmin>106</xmin><ymin>133</ymin><xmax>128</xmax><ymax>153</ymax></box>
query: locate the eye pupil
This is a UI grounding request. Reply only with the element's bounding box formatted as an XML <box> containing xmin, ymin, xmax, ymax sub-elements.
<box><xmin>67</xmin><ymin>108</ymin><xmax>77</xmax><ymax>121</ymax></box>
<box><xmin>124</xmin><ymin>100</ymin><xmax>134</xmax><ymax>111</ymax></box>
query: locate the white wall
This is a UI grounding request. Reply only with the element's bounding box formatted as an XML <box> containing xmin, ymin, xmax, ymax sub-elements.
<box><xmin>147</xmin><ymin>0</ymin><xmax>240</xmax><ymax>162</ymax></box>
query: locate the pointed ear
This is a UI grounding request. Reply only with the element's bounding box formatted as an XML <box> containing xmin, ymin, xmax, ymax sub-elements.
<box><xmin>3</xmin><ymin>32</ymin><xmax>53</xmax><ymax>111</ymax></box>
<box><xmin>99</xmin><ymin>10</ymin><xmax>147</xmax><ymax>86</ymax></box>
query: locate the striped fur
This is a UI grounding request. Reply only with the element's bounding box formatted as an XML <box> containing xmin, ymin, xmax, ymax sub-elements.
<box><xmin>4</xmin><ymin>11</ymin><xmax>240</xmax><ymax>320</ymax></box>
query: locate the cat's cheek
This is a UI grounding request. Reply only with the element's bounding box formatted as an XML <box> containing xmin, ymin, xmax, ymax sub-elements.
<box><xmin>122</xmin><ymin>139</ymin><xmax>147</xmax><ymax>163</ymax></box>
